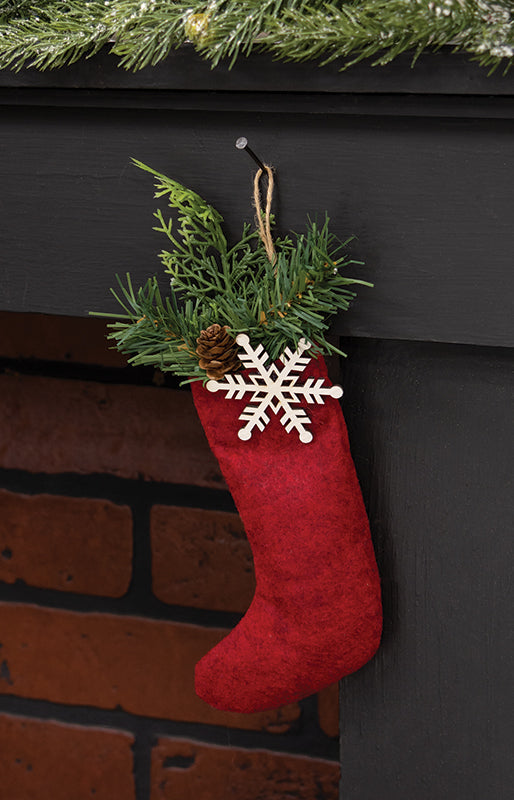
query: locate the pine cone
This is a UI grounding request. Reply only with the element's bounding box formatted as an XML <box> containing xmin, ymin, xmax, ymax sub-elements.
<box><xmin>196</xmin><ymin>324</ymin><xmax>240</xmax><ymax>380</ymax></box>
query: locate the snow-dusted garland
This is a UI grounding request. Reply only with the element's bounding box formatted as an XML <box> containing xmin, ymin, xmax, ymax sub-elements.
<box><xmin>0</xmin><ymin>1</ymin><xmax>513</xmax><ymax>73</ymax></box>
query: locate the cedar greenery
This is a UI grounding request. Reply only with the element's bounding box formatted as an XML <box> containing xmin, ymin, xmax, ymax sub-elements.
<box><xmin>96</xmin><ymin>159</ymin><xmax>369</xmax><ymax>383</ymax></box>
<box><xmin>0</xmin><ymin>1</ymin><xmax>513</xmax><ymax>73</ymax></box>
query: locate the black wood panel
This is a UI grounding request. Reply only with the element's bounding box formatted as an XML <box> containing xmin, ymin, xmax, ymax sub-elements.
<box><xmin>5</xmin><ymin>88</ymin><xmax>514</xmax><ymax>121</ymax></box>
<box><xmin>1</xmin><ymin>47</ymin><xmax>514</xmax><ymax>96</ymax></box>
<box><xmin>1</xmin><ymin>103</ymin><xmax>513</xmax><ymax>348</ymax></box>
<box><xmin>339</xmin><ymin>338</ymin><xmax>514</xmax><ymax>799</ymax></box>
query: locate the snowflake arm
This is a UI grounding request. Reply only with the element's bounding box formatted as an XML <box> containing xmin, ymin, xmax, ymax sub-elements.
<box><xmin>206</xmin><ymin>334</ymin><xmax>343</xmax><ymax>444</ymax></box>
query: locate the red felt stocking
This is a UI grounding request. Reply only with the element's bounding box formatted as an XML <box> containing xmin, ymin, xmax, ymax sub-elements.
<box><xmin>191</xmin><ymin>351</ymin><xmax>382</xmax><ymax>713</ymax></box>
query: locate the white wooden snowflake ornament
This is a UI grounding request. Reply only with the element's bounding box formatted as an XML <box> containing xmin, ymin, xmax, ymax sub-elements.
<box><xmin>206</xmin><ymin>334</ymin><xmax>343</xmax><ymax>444</ymax></box>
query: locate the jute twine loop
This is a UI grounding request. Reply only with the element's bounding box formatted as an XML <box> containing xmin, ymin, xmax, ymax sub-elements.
<box><xmin>253</xmin><ymin>165</ymin><xmax>276</xmax><ymax>266</ymax></box>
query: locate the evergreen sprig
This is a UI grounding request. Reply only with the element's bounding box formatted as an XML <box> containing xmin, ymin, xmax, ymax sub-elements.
<box><xmin>0</xmin><ymin>1</ymin><xmax>113</xmax><ymax>70</ymax></box>
<box><xmin>0</xmin><ymin>0</ymin><xmax>45</xmax><ymax>23</ymax></box>
<box><xmin>95</xmin><ymin>160</ymin><xmax>369</xmax><ymax>383</ymax></box>
<box><xmin>264</xmin><ymin>1</ymin><xmax>514</xmax><ymax>70</ymax></box>
<box><xmin>0</xmin><ymin>1</ymin><xmax>513</xmax><ymax>73</ymax></box>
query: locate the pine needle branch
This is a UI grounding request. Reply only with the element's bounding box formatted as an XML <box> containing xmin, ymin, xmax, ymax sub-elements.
<box><xmin>0</xmin><ymin>1</ymin><xmax>52</xmax><ymax>23</ymax></box>
<box><xmin>95</xmin><ymin>161</ymin><xmax>370</xmax><ymax>382</ymax></box>
<box><xmin>0</xmin><ymin>1</ymin><xmax>512</xmax><ymax>73</ymax></box>
<box><xmin>264</xmin><ymin>1</ymin><xmax>514</xmax><ymax>70</ymax></box>
<box><xmin>106</xmin><ymin>0</ymin><xmax>191</xmax><ymax>70</ymax></box>
<box><xmin>0</xmin><ymin>1</ymin><xmax>114</xmax><ymax>70</ymax></box>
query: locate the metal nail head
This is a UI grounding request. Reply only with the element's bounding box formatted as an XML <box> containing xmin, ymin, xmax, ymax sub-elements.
<box><xmin>236</xmin><ymin>137</ymin><xmax>266</xmax><ymax>172</ymax></box>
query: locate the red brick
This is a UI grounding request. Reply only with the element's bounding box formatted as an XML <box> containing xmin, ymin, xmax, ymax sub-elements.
<box><xmin>151</xmin><ymin>738</ymin><xmax>340</xmax><ymax>800</ymax></box>
<box><xmin>0</xmin><ymin>490</ymin><xmax>132</xmax><ymax>597</ymax></box>
<box><xmin>0</xmin><ymin>604</ymin><xmax>300</xmax><ymax>732</ymax></box>
<box><xmin>318</xmin><ymin>683</ymin><xmax>340</xmax><ymax>738</ymax></box>
<box><xmin>151</xmin><ymin>505</ymin><xmax>255</xmax><ymax>613</ymax></box>
<box><xmin>0</xmin><ymin>372</ymin><xmax>223</xmax><ymax>488</ymax></box>
<box><xmin>0</xmin><ymin>713</ymin><xmax>135</xmax><ymax>800</ymax></box>
<box><xmin>0</xmin><ymin>311</ymin><xmax>127</xmax><ymax>367</ymax></box>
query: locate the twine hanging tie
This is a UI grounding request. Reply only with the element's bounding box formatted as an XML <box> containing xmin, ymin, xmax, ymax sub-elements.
<box><xmin>253</xmin><ymin>165</ymin><xmax>277</xmax><ymax>266</ymax></box>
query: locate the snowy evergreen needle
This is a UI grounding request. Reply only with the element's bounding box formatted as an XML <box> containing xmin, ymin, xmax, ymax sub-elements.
<box><xmin>0</xmin><ymin>1</ymin><xmax>513</xmax><ymax>73</ymax></box>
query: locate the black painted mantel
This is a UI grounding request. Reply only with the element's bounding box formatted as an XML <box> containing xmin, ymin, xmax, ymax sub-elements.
<box><xmin>1</xmin><ymin>48</ymin><xmax>513</xmax><ymax>800</ymax></box>
<box><xmin>1</xmin><ymin>48</ymin><xmax>514</xmax><ymax>347</ymax></box>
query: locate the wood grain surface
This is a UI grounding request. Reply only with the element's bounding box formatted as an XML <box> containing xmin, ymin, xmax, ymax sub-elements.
<box><xmin>339</xmin><ymin>338</ymin><xmax>514</xmax><ymax>799</ymax></box>
<box><xmin>1</xmin><ymin>76</ymin><xmax>513</xmax><ymax>348</ymax></box>
<box><xmin>1</xmin><ymin>46</ymin><xmax>514</xmax><ymax>95</ymax></box>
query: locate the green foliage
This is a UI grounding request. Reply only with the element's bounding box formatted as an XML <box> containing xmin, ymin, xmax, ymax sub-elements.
<box><xmin>0</xmin><ymin>1</ymin><xmax>513</xmax><ymax>72</ymax></box>
<box><xmin>265</xmin><ymin>1</ymin><xmax>514</xmax><ymax>71</ymax></box>
<box><xmin>96</xmin><ymin>160</ymin><xmax>369</xmax><ymax>383</ymax></box>
<box><xmin>0</xmin><ymin>0</ymin><xmax>44</xmax><ymax>23</ymax></box>
<box><xmin>0</xmin><ymin>2</ymin><xmax>112</xmax><ymax>69</ymax></box>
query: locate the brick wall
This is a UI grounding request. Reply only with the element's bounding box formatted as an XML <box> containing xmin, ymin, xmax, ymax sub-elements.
<box><xmin>0</xmin><ymin>312</ymin><xmax>340</xmax><ymax>799</ymax></box>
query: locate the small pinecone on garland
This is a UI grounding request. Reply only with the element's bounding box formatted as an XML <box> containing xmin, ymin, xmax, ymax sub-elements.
<box><xmin>196</xmin><ymin>324</ymin><xmax>240</xmax><ymax>380</ymax></box>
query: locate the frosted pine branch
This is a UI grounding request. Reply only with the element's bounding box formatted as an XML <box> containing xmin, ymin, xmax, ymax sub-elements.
<box><xmin>0</xmin><ymin>1</ymin><xmax>513</xmax><ymax>72</ymax></box>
